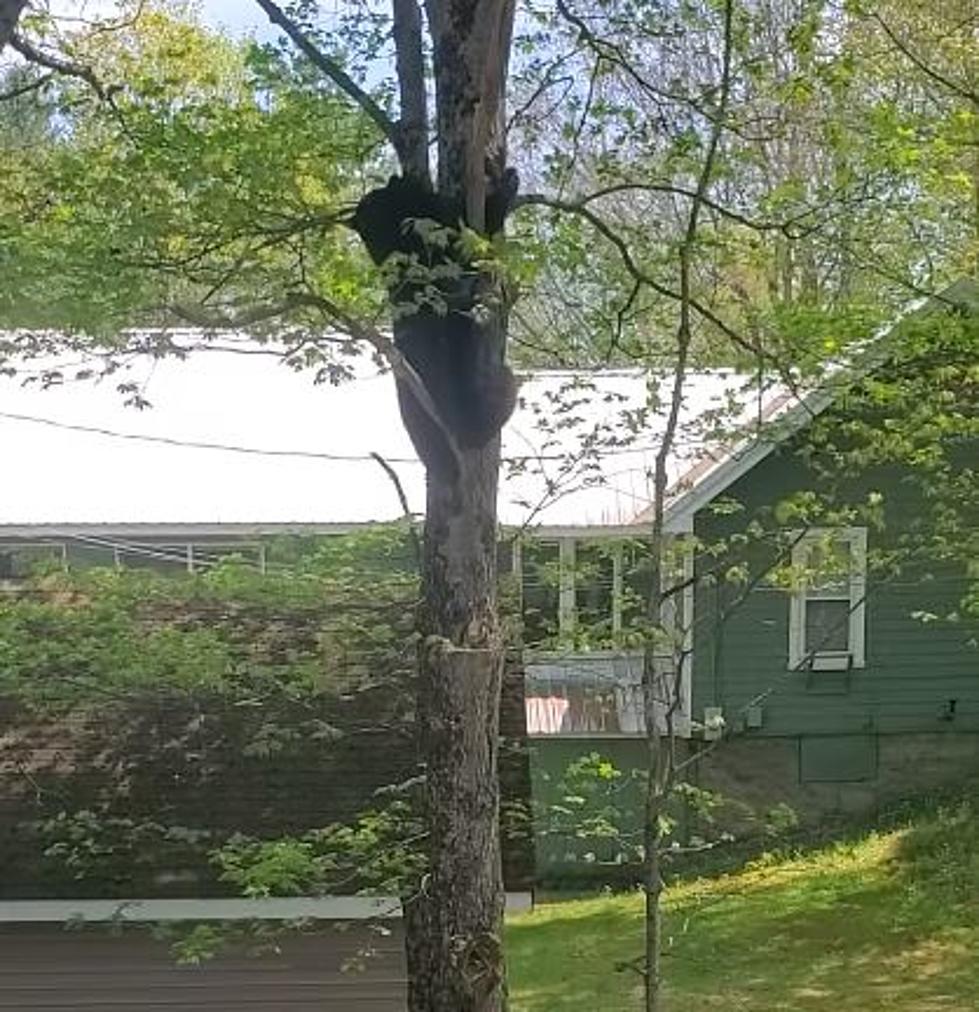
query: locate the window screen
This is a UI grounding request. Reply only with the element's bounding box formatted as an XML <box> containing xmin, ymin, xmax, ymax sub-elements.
<box><xmin>574</xmin><ymin>544</ymin><xmax>615</xmax><ymax>644</ymax></box>
<box><xmin>805</xmin><ymin>598</ymin><xmax>850</xmax><ymax>653</ymax></box>
<box><xmin>521</xmin><ymin>541</ymin><xmax>560</xmax><ymax>647</ymax></box>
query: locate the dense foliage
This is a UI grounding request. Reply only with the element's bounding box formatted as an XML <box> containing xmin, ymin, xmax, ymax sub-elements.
<box><xmin>0</xmin><ymin>528</ymin><xmax>422</xmax><ymax>898</ymax></box>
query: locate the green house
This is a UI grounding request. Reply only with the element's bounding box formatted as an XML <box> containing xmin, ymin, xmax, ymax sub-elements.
<box><xmin>519</xmin><ymin>279</ymin><xmax>978</xmax><ymax>879</ymax></box>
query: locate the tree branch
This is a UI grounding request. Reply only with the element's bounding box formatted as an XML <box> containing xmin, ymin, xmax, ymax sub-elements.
<box><xmin>169</xmin><ymin>289</ymin><xmax>462</xmax><ymax>472</ymax></box>
<box><xmin>0</xmin><ymin>70</ymin><xmax>54</xmax><ymax>102</ymax></box>
<box><xmin>555</xmin><ymin>0</ymin><xmax>723</xmax><ymax>128</ymax></box>
<box><xmin>505</xmin><ymin>47</ymin><xmax>582</xmax><ymax>134</ymax></box>
<box><xmin>873</xmin><ymin>13</ymin><xmax>978</xmax><ymax>105</ymax></box>
<box><xmin>578</xmin><ymin>184</ymin><xmax>787</xmax><ymax>234</ymax></box>
<box><xmin>371</xmin><ymin>451</ymin><xmax>422</xmax><ymax>565</ymax></box>
<box><xmin>514</xmin><ymin>192</ymin><xmax>745</xmax><ymax>345</ymax></box>
<box><xmin>391</xmin><ymin>0</ymin><xmax>430</xmax><ymax>183</ymax></box>
<box><xmin>252</xmin><ymin>0</ymin><xmax>405</xmax><ymax>159</ymax></box>
<box><xmin>168</xmin><ymin>298</ymin><xmax>314</xmax><ymax>330</ymax></box>
<box><xmin>515</xmin><ymin>191</ymin><xmax>810</xmax><ymax>399</ymax></box>
<box><xmin>7</xmin><ymin>32</ymin><xmax>107</xmax><ymax>99</ymax></box>
<box><xmin>284</xmin><ymin>291</ymin><xmax>463</xmax><ymax>473</ymax></box>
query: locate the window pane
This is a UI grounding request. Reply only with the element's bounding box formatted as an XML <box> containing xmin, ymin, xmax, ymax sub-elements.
<box><xmin>621</xmin><ymin>540</ymin><xmax>653</xmax><ymax>636</ymax></box>
<box><xmin>807</xmin><ymin>541</ymin><xmax>850</xmax><ymax>594</ymax></box>
<box><xmin>525</xmin><ymin>660</ymin><xmax>644</xmax><ymax>735</ymax></box>
<box><xmin>575</xmin><ymin>543</ymin><xmax>614</xmax><ymax>644</ymax></box>
<box><xmin>805</xmin><ymin>598</ymin><xmax>850</xmax><ymax>653</ymax></box>
<box><xmin>521</xmin><ymin>541</ymin><xmax>560</xmax><ymax>647</ymax></box>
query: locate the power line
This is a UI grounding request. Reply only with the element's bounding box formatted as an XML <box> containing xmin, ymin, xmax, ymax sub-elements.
<box><xmin>0</xmin><ymin>410</ymin><xmax>420</xmax><ymax>465</ymax></box>
<box><xmin>0</xmin><ymin>408</ymin><xmax>765</xmax><ymax>465</ymax></box>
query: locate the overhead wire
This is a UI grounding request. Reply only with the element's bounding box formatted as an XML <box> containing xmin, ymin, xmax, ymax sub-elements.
<box><xmin>0</xmin><ymin>408</ymin><xmax>764</xmax><ymax>464</ymax></box>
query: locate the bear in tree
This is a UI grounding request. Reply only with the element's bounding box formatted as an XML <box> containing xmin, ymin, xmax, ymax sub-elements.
<box><xmin>350</xmin><ymin>171</ymin><xmax>519</xmax><ymax>480</ymax></box>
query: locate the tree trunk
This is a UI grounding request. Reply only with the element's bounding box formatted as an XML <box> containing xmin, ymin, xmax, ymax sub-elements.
<box><xmin>395</xmin><ymin>4</ymin><xmax>514</xmax><ymax>1008</ymax></box>
<box><xmin>405</xmin><ymin>435</ymin><xmax>507</xmax><ymax>1012</ymax></box>
<box><xmin>642</xmin><ymin>562</ymin><xmax>666</xmax><ymax>1012</ymax></box>
<box><xmin>0</xmin><ymin>0</ymin><xmax>26</xmax><ymax>54</ymax></box>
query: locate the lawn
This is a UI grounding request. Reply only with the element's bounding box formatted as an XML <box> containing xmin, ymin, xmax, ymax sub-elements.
<box><xmin>506</xmin><ymin>797</ymin><xmax>979</xmax><ymax>1010</ymax></box>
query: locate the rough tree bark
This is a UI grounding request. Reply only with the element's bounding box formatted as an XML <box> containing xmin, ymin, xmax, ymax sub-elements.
<box><xmin>402</xmin><ymin>3</ymin><xmax>515</xmax><ymax>1007</ymax></box>
<box><xmin>405</xmin><ymin>441</ymin><xmax>507</xmax><ymax>1011</ymax></box>
<box><xmin>255</xmin><ymin>0</ymin><xmax>517</xmax><ymax>1007</ymax></box>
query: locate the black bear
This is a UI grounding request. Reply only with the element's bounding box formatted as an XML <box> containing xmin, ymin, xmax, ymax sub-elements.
<box><xmin>350</xmin><ymin>173</ymin><xmax>518</xmax><ymax>480</ymax></box>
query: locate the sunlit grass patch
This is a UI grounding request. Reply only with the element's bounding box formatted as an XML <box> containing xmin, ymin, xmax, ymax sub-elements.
<box><xmin>507</xmin><ymin>795</ymin><xmax>979</xmax><ymax>1010</ymax></box>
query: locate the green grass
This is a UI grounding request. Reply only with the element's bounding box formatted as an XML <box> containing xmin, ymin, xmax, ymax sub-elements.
<box><xmin>507</xmin><ymin>796</ymin><xmax>979</xmax><ymax>1010</ymax></box>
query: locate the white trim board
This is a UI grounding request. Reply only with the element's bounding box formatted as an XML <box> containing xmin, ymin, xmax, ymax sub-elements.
<box><xmin>0</xmin><ymin>894</ymin><xmax>534</xmax><ymax>923</ymax></box>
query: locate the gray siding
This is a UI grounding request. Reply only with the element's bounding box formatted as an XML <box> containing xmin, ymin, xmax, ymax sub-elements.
<box><xmin>0</xmin><ymin>925</ymin><xmax>406</xmax><ymax>1010</ymax></box>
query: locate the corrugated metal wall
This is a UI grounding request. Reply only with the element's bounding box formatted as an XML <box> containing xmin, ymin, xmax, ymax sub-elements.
<box><xmin>0</xmin><ymin>925</ymin><xmax>406</xmax><ymax>1010</ymax></box>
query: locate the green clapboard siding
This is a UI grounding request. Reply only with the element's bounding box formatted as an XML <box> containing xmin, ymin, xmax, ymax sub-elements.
<box><xmin>692</xmin><ymin>439</ymin><xmax>978</xmax><ymax>741</ymax></box>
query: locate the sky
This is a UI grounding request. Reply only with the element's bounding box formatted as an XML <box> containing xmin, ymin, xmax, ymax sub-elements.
<box><xmin>4</xmin><ymin>3</ymin><xmax>792</xmax><ymax>529</ymax></box>
<box><xmin>196</xmin><ymin>0</ymin><xmax>274</xmax><ymax>38</ymax></box>
<box><xmin>42</xmin><ymin>1</ymin><xmax>276</xmax><ymax>40</ymax></box>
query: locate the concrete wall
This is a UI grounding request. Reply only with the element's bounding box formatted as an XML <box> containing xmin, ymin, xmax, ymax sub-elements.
<box><xmin>689</xmin><ymin>731</ymin><xmax>979</xmax><ymax>830</ymax></box>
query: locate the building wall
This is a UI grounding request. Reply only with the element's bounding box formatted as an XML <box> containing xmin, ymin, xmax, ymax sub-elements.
<box><xmin>691</xmin><ymin>444</ymin><xmax>978</xmax><ymax>743</ymax></box>
<box><xmin>0</xmin><ymin>923</ymin><xmax>405</xmax><ymax>1011</ymax></box>
<box><xmin>527</xmin><ymin>737</ymin><xmax>646</xmax><ymax>886</ymax></box>
<box><xmin>528</xmin><ymin>731</ymin><xmax>979</xmax><ymax>883</ymax></box>
<box><xmin>689</xmin><ymin>731</ymin><xmax>979</xmax><ymax>829</ymax></box>
<box><xmin>525</xmin><ymin>437</ymin><xmax>976</xmax><ymax>883</ymax></box>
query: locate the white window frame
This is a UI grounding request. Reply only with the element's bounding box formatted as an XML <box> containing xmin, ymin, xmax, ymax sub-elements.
<box><xmin>518</xmin><ymin>532</ymin><xmax>694</xmax><ymax>738</ymax></box>
<box><xmin>788</xmin><ymin>527</ymin><xmax>867</xmax><ymax>671</ymax></box>
<box><xmin>518</xmin><ymin>537</ymin><xmax>627</xmax><ymax>647</ymax></box>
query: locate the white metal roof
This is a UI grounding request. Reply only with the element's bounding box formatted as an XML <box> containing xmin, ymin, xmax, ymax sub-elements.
<box><xmin>0</xmin><ymin>345</ymin><xmax>794</xmax><ymax>531</ymax></box>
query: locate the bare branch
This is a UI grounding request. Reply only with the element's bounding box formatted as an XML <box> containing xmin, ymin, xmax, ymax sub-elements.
<box><xmin>515</xmin><ymin>192</ymin><xmax>811</xmax><ymax>393</ymax></box>
<box><xmin>252</xmin><ymin>0</ymin><xmax>404</xmax><ymax>158</ymax></box>
<box><xmin>557</xmin><ymin>56</ymin><xmax>601</xmax><ymax>200</ymax></box>
<box><xmin>371</xmin><ymin>451</ymin><xmax>422</xmax><ymax>565</ymax></box>
<box><xmin>0</xmin><ymin>69</ymin><xmax>54</xmax><ymax>101</ymax></box>
<box><xmin>506</xmin><ymin>46</ymin><xmax>582</xmax><ymax>134</ymax></box>
<box><xmin>514</xmin><ymin>192</ymin><xmax>745</xmax><ymax>346</ymax></box>
<box><xmin>555</xmin><ymin>0</ymin><xmax>722</xmax><ymax>127</ymax></box>
<box><xmin>640</xmin><ymin>5</ymin><xmax>734</xmax><ymax>1002</ymax></box>
<box><xmin>576</xmin><ymin>183</ymin><xmax>791</xmax><ymax>234</ymax></box>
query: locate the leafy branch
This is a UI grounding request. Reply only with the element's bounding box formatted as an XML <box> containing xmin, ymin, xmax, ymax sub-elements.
<box><xmin>873</xmin><ymin>13</ymin><xmax>978</xmax><ymax>106</ymax></box>
<box><xmin>252</xmin><ymin>0</ymin><xmax>409</xmax><ymax>165</ymax></box>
